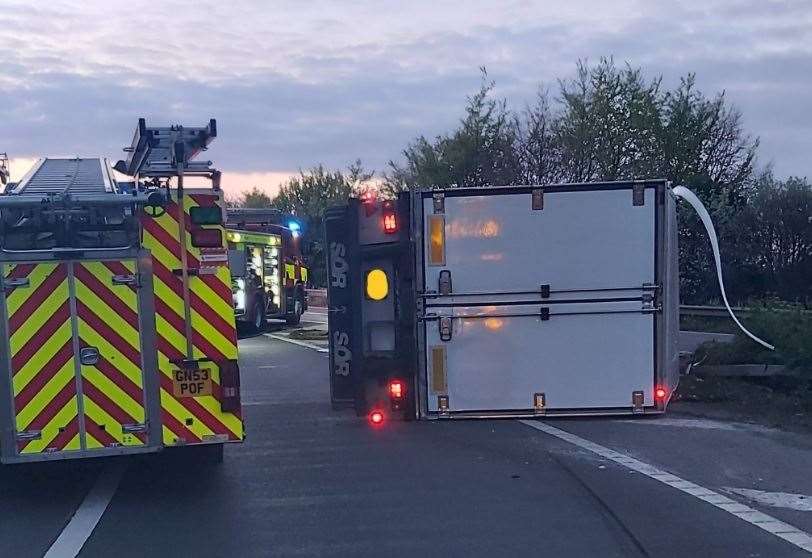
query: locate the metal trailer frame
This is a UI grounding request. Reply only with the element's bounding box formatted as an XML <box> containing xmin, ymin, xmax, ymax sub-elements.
<box><xmin>410</xmin><ymin>180</ymin><xmax>680</xmax><ymax>419</ymax></box>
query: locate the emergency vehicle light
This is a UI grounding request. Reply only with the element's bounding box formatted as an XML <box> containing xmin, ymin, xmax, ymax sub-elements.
<box><xmin>365</xmin><ymin>269</ymin><xmax>389</xmax><ymax>301</ymax></box>
<box><xmin>191</xmin><ymin>228</ymin><xmax>223</xmax><ymax>248</ymax></box>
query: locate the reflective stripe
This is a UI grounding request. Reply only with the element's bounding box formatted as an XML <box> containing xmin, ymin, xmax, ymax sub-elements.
<box><xmin>140</xmin><ymin>191</ymin><xmax>243</xmax><ymax>445</ymax></box>
<box><xmin>4</xmin><ymin>263</ymin><xmax>81</xmax><ymax>455</ymax></box>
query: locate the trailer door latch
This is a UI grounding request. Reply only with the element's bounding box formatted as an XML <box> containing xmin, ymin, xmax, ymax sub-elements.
<box><xmin>632</xmin><ymin>182</ymin><xmax>646</xmax><ymax>206</ymax></box>
<box><xmin>532</xmin><ymin>188</ymin><xmax>544</xmax><ymax>210</ymax></box>
<box><xmin>433</xmin><ymin>193</ymin><xmax>445</xmax><ymax>214</ymax></box>
<box><xmin>438</xmin><ymin>270</ymin><xmax>452</xmax><ymax>295</ymax></box>
<box><xmin>439</xmin><ymin>316</ymin><xmax>453</xmax><ymax>341</ymax></box>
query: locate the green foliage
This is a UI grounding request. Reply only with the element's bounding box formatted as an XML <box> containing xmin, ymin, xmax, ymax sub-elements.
<box><xmin>240</xmin><ymin>186</ymin><xmax>274</xmax><ymax>208</ymax></box>
<box><xmin>271</xmin><ymin>161</ymin><xmax>372</xmax><ymax>287</ymax></box>
<box><xmin>694</xmin><ymin>304</ymin><xmax>812</xmax><ymax>375</ymax></box>
<box><xmin>384</xmin><ymin>58</ymin><xmax>811</xmax><ymax>306</ymax></box>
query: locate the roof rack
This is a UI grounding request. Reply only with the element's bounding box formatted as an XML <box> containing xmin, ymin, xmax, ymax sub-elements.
<box><xmin>114</xmin><ymin>118</ymin><xmax>219</xmax><ymax>183</ymax></box>
<box><xmin>0</xmin><ymin>153</ymin><xmax>9</xmax><ymax>186</ymax></box>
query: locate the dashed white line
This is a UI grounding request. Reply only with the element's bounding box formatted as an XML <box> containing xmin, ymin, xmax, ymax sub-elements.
<box><xmin>45</xmin><ymin>463</ymin><xmax>125</xmax><ymax>558</ymax></box>
<box><xmin>265</xmin><ymin>333</ymin><xmax>329</xmax><ymax>353</ymax></box>
<box><xmin>725</xmin><ymin>488</ymin><xmax>812</xmax><ymax>512</ymax></box>
<box><xmin>519</xmin><ymin>420</ymin><xmax>812</xmax><ymax>554</ymax></box>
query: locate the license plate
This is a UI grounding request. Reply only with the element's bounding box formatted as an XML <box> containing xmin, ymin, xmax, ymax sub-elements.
<box><xmin>172</xmin><ymin>368</ymin><xmax>212</xmax><ymax>398</ymax></box>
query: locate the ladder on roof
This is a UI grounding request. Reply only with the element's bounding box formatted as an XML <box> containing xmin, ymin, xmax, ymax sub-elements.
<box><xmin>10</xmin><ymin>157</ymin><xmax>118</xmax><ymax>196</ymax></box>
<box><xmin>0</xmin><ymin>153</ymin><xmax>9</xmax><ymax>186</ymax></box>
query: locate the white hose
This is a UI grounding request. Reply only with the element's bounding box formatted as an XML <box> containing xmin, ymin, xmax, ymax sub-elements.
<box><xmin>671</xmin><ymin>186</ymin><xmax>775</xmax><ymax>351</ymax></box>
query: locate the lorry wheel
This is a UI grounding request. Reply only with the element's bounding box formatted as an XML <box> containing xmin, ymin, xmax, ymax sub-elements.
<box><xmin>252</xmin><ymin>302</ymin><xmax>266</xmax><ymax>331</ymax></box>
<box><xmin>285</xmin><ymin>297</ymin><xmax>303</xmax><ymax>326</ymax></box>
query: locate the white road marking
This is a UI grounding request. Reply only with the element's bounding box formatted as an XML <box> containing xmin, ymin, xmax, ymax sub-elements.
<box><xmin>616</xmin><ymin>417</ymin><xmax>773</xmax><ymax>433</ymax></box>
<box><xmin>265</xmin><ymin>333</ymin><xmax>329</xmax><ymax>353</ymax></box>
<box><xmin>519</xmin><ymin>420</ymin><xmax>812</xmax><ymax>554</ymax></box>
<box><xmin>45</xmin><ymin>463</ymin><xmax>125</xmax><ymax>558</ymax></box>
<box><xmin>725</xmin><ymin>488</ymin><xmax>812</xmax><ymax>512</ymax></box>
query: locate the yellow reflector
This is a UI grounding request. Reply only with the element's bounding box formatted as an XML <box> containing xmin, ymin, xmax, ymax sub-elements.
<box><xmin>428</xmin><ymin>215</ymin><xmax>445</xmax><ymax>265</ymax></box>
<box><xmin>366</xmin><ymin>269</ymin><xmax>389</xmax><ymax>300</ymax></box>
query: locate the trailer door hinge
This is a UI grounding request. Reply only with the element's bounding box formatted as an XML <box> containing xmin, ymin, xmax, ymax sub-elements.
<box><xmin>540</xmin><ymin>284</ymin><xmax>550</xmax><ymax>299</ymax></box>
<box><xmin>632</xmin><ymin>390</ymin><xmax>645</xmax><ymax>413</ymax></box>
<box><xmin>533</xmin><ymin>392</ymin><xmax>546</xmax><ymax>415</ymax></box>
<box><xmin>632</xmin><ymin>182</ymin><xmax>646</xmax><ymax>206</ymax></box>
<box><xmin>439</xmin><ymin>316</ymin><xmax>453</xmax><ymax>341</ymax></box>
<box><xmin>438</xmin><ymin>395</ymin><xmax>450</xmax><ymax>416</ymax></box>
<box><xmin>539</xmin><ymin>307</ymin><xmax>550</xmax><ymax>321</ymax></box>
<box><xmin>433</xmin><ymin>193</ymin><xmax>445</xmax><ymax>214</ymax></box>
<box><xmin>532</xmin><ymin>188</ymin><xmax>544</xmax><ymax>210</ymax></box>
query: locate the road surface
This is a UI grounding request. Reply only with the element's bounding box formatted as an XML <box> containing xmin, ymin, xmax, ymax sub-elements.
<box><xmin>1</xmin><ymin>315</ymin><xmax>811</xmax><ymax>557</ymax></box>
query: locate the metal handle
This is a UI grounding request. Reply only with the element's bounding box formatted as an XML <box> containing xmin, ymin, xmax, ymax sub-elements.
<box><xmin>3</xmin><ymin>277</ymin><xmax>30</xmax><ymax>289</ymax></box>
<box><xmin>80</xmin><ymin>347</ymin><xmax>100</xmax><ymax>366</ymax></box>
<box><xmin>112</xmin><ymin>274</ymin><xmax>138</xmax><ymax>286</ymax></box>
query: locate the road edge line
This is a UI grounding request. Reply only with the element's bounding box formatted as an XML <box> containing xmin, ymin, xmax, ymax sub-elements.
<box><xmin>518</xmin><ymin>420</ymin><xmax>812</xmax><ymax>554</ymax></box>
<box><xmin>265</xmin><ymin>333</ymin><xmax>329</xmax><ymax>353</ymax></box>
<box><xmin>45</xmin><ymin>462</ymin><xmax>126</xmax><ymax>558</ymax></box>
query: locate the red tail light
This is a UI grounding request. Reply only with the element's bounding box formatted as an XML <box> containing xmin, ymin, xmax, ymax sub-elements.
<box><xmin>191</xmin><ymin>228</ymin><xmax>223</xmax><ymax>248</ymax></box>
<box><xmin>389</xmin><ymin>380</ymin><xmax>404</xmax><ymax>400</ymax></box>
<box><xmin>383</xmin><ymin>212</ymin><xmax>398</xmax><ymax>234</ymax></box>
<box><xmin>655</xmin><ymin>387</ymin><xmax>666</xmax><ymax>400</ymax></box>
<box><xmin>219</xmin><ymin>360</ymin><xmax>241</xmax><ymax>412</ymax></box>
<box><xmin>369</xmin><ymin>409</ymin><xmax>385</xmax><ymax>426</ymax></box>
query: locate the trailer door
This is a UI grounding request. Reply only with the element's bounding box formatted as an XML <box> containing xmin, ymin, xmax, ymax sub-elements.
<box><xmin>420</xmin><ymin>186</ymin><xmax>659</xmax><ymax>414</ymax></box>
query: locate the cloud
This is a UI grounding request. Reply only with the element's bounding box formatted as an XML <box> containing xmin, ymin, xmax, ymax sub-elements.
<box><xmin>0</xmin><ymin>0</ymin><xmax>810</xmax><ymax>180</ymax></box>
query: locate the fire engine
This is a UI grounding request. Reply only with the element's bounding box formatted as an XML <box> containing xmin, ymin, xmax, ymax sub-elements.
<box><xmin>0</xmin><ymin>119</ymin><xmax>243</xmax><ymax>463</ymax></box>
<box><xmin>226</xmin><ymin>209</ymin><xmax>308</xmax><ymax>330</ymax></box>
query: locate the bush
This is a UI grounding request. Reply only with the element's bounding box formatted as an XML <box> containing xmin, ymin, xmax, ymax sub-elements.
<box><xmin>694</xmin><ymin>304</ymin><xmax>812</xmax><ymax>375</ymax></box>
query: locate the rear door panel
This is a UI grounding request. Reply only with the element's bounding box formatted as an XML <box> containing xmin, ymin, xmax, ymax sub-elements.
<box><xmin>423</xmin><ymin>189</ymin><xmax>655</xmax><ymax>297</ymax></box>
<box><xmin>140</xmin><ymin>190</ymin><xmax>243</xmax><ymax>446</ymax></box>
<box><xmin>425</xmin><ymin>304</ymin><xmax>654</xmax><ymax>411</ymax></box>
<box><xmin>3</xmin><ymin>262</ymin><xmax>82</xmax><ymax>455</ymax></box>
<box><xmin>421</xmin><ymin>187</ymin><xmax>658</xmax><ymax>414</ymax></box>
<box><xmin>74</xmin><ymin>260</ymin><xmax>148</xmax><ymax>448</ymax></box>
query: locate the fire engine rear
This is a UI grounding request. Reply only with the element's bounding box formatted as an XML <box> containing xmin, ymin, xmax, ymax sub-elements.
<box><xmin>0</xmin><ymin>119</ymin><xmax>243</xmax><ymax>463</ymax></box>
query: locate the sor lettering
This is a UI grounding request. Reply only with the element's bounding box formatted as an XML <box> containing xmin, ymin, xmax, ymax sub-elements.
<box><xmin>330</xmin><ymin>242</ymin><xmax>348</xmax><ymax>288</ymax></box>
<box><xmin>333</xmin><ymin>331</ymin><xmax>351</xmax><ymax>377</ymax></box>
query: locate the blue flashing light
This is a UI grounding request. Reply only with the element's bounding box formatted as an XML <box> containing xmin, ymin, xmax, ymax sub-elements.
<box><xmin>287</xmin><ymin>220</ymin><xmax>301</xmax><ymax>232</ymax></box>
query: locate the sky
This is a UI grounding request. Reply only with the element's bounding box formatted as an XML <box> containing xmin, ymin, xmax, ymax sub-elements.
<box><xmin>1</xmin><ymin>0</ymin><xmax>810</xmax><ymax>197</ymax></box>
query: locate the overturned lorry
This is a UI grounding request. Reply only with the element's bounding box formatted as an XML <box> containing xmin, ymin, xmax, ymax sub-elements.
<box><xmin>325</xmin><ymin>181</ymin><xmax>682</xmax><ymax>420</ymax></box>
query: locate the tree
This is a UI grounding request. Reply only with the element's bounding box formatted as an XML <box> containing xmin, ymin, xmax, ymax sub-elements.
<box><xmin>383</xmin><ymin>70</ymin><xmax>521</xmax><ymax>194</ymax></box>
<box><xmin>271</xmin><ymin>161</ymin><xmax>371</xmax><ymax>286</ymax></box>
<box><xmin>239</xmin><ymin>186</ymin><xmax>274</xmax><ymax>208</ymax></box>
<box><xmin>386</xmin><ymin>59</ymin><xmax>764</xmax><ymax>303</ymax></box>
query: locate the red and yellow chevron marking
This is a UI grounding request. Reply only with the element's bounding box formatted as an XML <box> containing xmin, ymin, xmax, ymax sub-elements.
<box><xmin>4</xmin><ymin>262</ymin><xmax>81</xmax><ymax>454</ymax></box>
<box><xmin>140</xmin><ymin>191</ymin><xmax>243</xmax><ymax>446</ymax></box>
<box><xmin>74</xmin><ymin>261</ymin><xmax>147</xmax><ymax>448</ymax></box>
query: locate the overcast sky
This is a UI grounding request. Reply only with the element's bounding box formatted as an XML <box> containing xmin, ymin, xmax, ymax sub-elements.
<box><xmin>1</xmin><ymin>0</ymin><xmax>809</xmax><ymax>195</ymax></box>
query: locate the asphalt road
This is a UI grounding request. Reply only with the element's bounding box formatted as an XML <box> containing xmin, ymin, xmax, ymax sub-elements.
<box><xmin>2</xmin><ymin>317</ymin><xmax>812</xmax><ymax>557</ymax></box>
